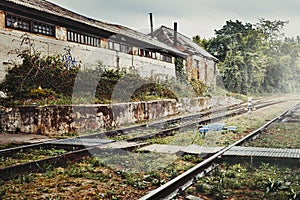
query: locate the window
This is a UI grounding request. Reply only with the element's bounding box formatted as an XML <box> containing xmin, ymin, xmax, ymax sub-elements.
<box><xmin>139</xmin><ymin>49</ymin><xmax>144</xmax><ymax>56</ymax></box>
<box><xmin>108</xmin><ymin>41</ymin><xmax>114</xmax><ymax>50</ymax></box>
<box><xmin>32</xmin><ymin>22</ymin><xmax>54</xmax><ymax>35</ymax></box>
<box><xmin>152</xmin><ymin>52</ymin><xmax>156</xmax><ymax>59</ymax></box>
<box><xmin>194</xmin><ymin>59</ymin><xmax>199</xmax><ymax>68</ymax></box>
<box><xmin>145</xmin><ymin>50</ymin><xmax>151</xmax><ymax>58</ymax></box>
<box><xmin>120</xmin><ymin>44</ymin><xmax>132</xmax><ymax>53</ymax></box>
<box><xmin>114</xmin><ymin>43</ymin><xmax>120</xmax><ymax>51</ymax></box>
<box><xmin>67</xmin><ymin>30</ymin><xmax>100</xmax><ymax>47</ymax></box>
<box><xmin>109</xmin><ymin>41</ymin><xmax>132</xmax><ymax>54</ymax></box>
<box><xmin>161</xmin><ymin>54</ymin><xmax>172</xmax><ymax>63</ymax></box>
<box><xmin>5</xmin><ymin>13</ymin><xmax>55</xmax><ymax>36</ymax></box>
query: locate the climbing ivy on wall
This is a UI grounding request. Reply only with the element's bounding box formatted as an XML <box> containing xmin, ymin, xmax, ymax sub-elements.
<box><xmin>175</xmin><ymin>57</ymin><xmax>186</xmax><ymax>81</ymax></box>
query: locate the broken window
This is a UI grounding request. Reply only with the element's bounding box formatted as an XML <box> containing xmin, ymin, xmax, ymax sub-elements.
<box><xmin>108</xmin><ymin>40</ymin><xmax>133</xmax><ymax>54</ymax></box>
<box><xmin>5</xmin><ymin>13</ymin><xmax>54</xmax><ymax>36</ymax></box>
<box><xmin>32</xmin><ymin>22</ymin><xmax>54</xmax><ymax>35</ymax></box>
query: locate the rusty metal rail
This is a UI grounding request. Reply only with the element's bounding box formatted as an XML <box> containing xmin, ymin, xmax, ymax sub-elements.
<box><xmin>139</xmin><ymin>103</ymin><xmax>299</xmax><ymax>200</ymax></box>
<box><xmin>0</xmin><ymin>141</ymin><xmax>147</xmax><ymax>180</ymax></box>
<box><xmin>0</xmin><ymin>147</ymin><xmax>92</xmax><ymax>180</ymax></box>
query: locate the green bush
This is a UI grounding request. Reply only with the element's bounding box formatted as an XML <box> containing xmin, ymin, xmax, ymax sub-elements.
<box><xmin>190</xmin><ymin>78</ymin><xmax>207</xmax><ymax>96</ymax></box>
<box><xmin>0</xmin><ymin>48</ymin><xmax>210</xmax><ymax>106</ymax></box>
<box><xmin>0</xmin><ymin>50</ymin><xmax>79</xmax><ymax>102</ymax></box>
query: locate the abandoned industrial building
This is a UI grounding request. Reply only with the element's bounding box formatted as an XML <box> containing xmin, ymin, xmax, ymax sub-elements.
<box><xmin>0</xmin><ymin>0</ymin><xmax>217</xmax><ymax>87</ymax></box>
<box><xmin>151</xmin><ymin>25</ymin><xmax>218</xmax><ymax>87</ymax></box>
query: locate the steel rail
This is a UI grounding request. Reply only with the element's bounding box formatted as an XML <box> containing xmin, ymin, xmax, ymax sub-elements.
<box><xmin>0</xmin><ymin>141</ymin><xmax>147</xmax><ymax>180</ymax></box>
<box><xmin>127</xmin><ymin>100</ymin><xmax>285</xmax><ymax>142</ymax></box>
<box><xmin>139</xmin><ymin>103</ymin><xmax>299</xmax><ymax>200</ymax></box>
<box><xmin>0</xmin><ymin>99</ymin><xmax>285</xmax><ymax>180</ymax></box>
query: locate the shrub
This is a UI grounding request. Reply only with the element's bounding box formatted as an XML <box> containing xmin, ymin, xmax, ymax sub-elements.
<box><xmin>0</xmin><ymin>50</ymin><xmax>79</xmax><ymax>102</ymax></box>
<box><xmin>29</xmin><ymin>87</ymin><xmax>54</xmax><ymax>99</ymax></box>
<box><xmin>0</xmin><ymin>37</ymin><xmax>209</xmax><ymax>105</ymax></box>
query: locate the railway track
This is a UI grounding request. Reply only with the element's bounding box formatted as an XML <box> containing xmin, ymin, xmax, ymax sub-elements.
<box><xmin>139</xmin><ymin>103</ymin><xmax>300</xmax><ymax>200</ymax></box>
<box><xmin>0</xmin><ymin>98</ymin><xmax>290</xmax><ymax>181</ymax></box>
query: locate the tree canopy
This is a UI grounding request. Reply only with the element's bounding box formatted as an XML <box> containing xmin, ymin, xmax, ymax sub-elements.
<box><xmin>194</xmin><ymin>19</ymin><xmax>300</xmax><ymax>95</ymax></box>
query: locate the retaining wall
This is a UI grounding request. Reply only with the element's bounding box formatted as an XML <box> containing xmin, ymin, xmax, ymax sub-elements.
<box><xmin>0</xmin><ymin>97</ymin><xmax>238</xmax><ymax>135</ymax></box>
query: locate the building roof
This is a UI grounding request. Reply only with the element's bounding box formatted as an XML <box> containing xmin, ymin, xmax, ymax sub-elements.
<box><xmin>2</xmin><ymin>0</ymin><xmax>187</xmax><ymax>58</ymax></box>
<box><xmin>152</xmin><ymin>26</ymin><xmax>218</xmax><ymax>61</ymax></box>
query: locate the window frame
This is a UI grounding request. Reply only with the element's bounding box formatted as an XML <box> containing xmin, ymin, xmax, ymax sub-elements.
<box><xmin>67</xmin><ymin>29</ymin><xmax>101</xmax><ymax>47</ymax></box>
<box><xmin>161</xmin><ymin>54</ymin><xmax>172</xmax><ymax>63</ymax></box>
<box><xmin>5</xmin><ymin>12</ymin><xmax>55</xmax><ymax>37</ymax></box>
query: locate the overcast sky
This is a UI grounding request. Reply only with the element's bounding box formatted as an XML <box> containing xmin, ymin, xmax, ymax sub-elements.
<box><xmin>47</xmin><ymin>0</ymin><xmax>300</xmax><ymax>39</ymax></box>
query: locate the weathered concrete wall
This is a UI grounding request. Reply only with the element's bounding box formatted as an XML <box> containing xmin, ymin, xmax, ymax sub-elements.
<box><xmin>0</xmin><ymin>97</ymin><xmax>241</xmax><ymax>135</ymax></box>
<box><xmin>0</xmin><ymin>29</ymin><xmax>176</xmax><ymax>84</ymax></box>
<box><xmin>1</xmin><ymin>97</ymin><xmax>232</xmax><ymax>135</ymax></box>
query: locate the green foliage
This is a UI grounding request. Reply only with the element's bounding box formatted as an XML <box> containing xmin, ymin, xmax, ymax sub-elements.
<box><xmin>0</xmin><ymin>187</ymin><xmax>5</xmax><ymax>198</ymax></box>
<box><xmin>175</xmin><ymin>57</ymin><xmax>187</xmax><ymax>81</ymax></box>
<box><xmin>74</xmin><ymin>64</ymin><xmax>179</xmax><ymax>104</ymax></box>
<box><xmin>190</xmin><ymin>78</ymin><xmax>207</xmax><ymax>96</ymax></box>
<box><xmin>265</xmin><ymin>178</ymin><xmax>285</xmax><ymax>193</ymax></box>
<box><xmin>1</xmin><ymin>35</ymin><xmax>213</xmax><ymax>106</ymax></box>
<box><xmin>163</xmin><ymin>163</ymin><xmax>179</xmax><ymax>179</ymax></box>
<box><xmin>0</xmin><ymin>49</ymin><xmax>79</xmax><ymax>103</ymax></box>
<box><xmin>193</xmin><ymin>163</ymin><xmax>300</xmax><ymax>199</ymax></box>
<box><xmin>181</xmin><ymin>154</ymin><xmax>202</xmax><ymax>164</ymax></box>
<box><xmin>15</xmin><ymin>174</ymin><xmax>34</xmax><ymax>184</ymax></box>
<box><xmin>1</xmin><ymin>49</ymin><xmax>201</xmax><ymax>106</ymax></box>
<box><xmin>202</xmin><ymin>19</ymin><xmax>300</xmax><ymax>95</ymax></box>
<box><xmin>131</xmin><ymin>83</ymin><xmax>176</xmax><ymax>101</ymax></box>
<box><xmin>193</xmin><ymin>35</ymin><xmax>209</xmax><ymax>49</ymax></box>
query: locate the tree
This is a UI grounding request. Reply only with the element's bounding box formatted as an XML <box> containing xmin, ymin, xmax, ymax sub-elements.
<box><xmin>193</xmin><ymin>35</ymin><xmax>209</xmax><ymax>49</ymax></box>
<box><xmin>209</xmin><ymin>20</ymin><xmax>265</xmax><ymax>94</ymax></box>
<box><xmin>201</xmin><ymin>19</ymin><xmax>299</xmax><ymax>95</ymax></box>
<box><xmin>206</xmin><ymin>20</ymin><xmax>255</xmax><ymax>62</ymax></box>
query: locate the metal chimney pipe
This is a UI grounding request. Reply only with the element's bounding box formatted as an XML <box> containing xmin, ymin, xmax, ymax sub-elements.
<box><xmin>174</xmin><ymin>22</ymin><xmax>177</xmax><ymax>46</ymax></box>
<box><xmin>149</xmin><ymin>13</ymin><xmax>153</xmax><ymax>38</ymax></box>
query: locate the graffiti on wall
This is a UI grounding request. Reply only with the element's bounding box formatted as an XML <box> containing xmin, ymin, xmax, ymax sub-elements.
<box><xmin>61</xmin><ymin>48</ymin><xmax>77</xmax><ymax>70</ymax></box>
